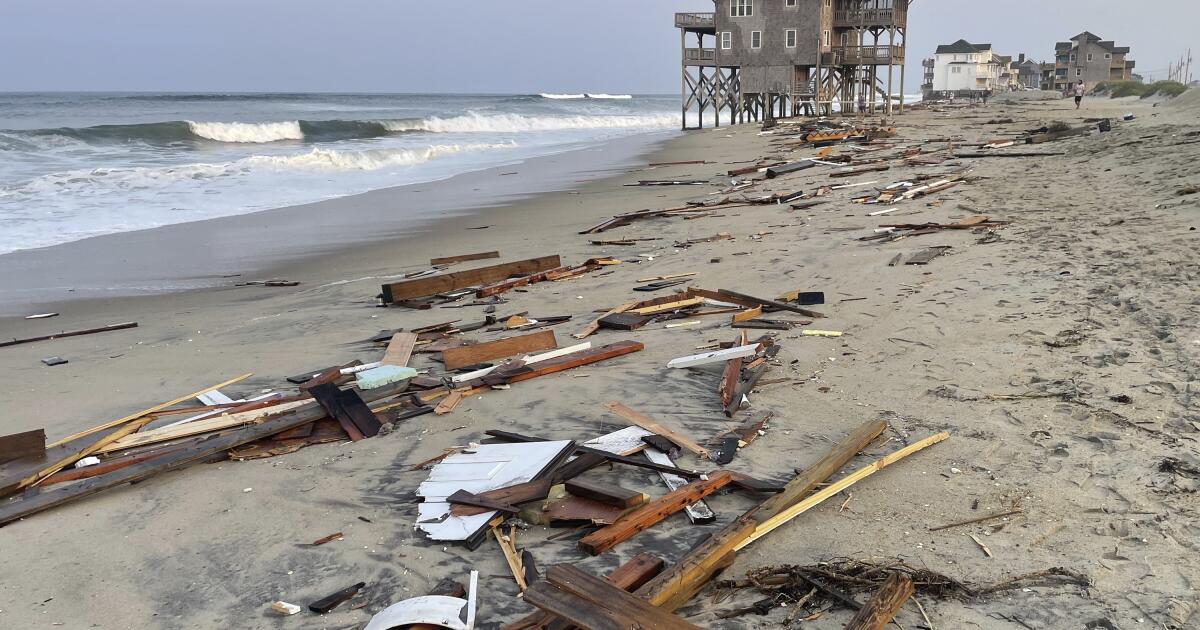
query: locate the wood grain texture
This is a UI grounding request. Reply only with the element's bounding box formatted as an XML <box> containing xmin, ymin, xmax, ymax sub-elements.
<box><xmin>579</xmin><ymin>471</ymin><xmax>733</xmax><ymax>555</ymax></box>
<box><xmin>381</xmin><ymin>255</ymin><xmax>561</xmax><ymax>303</ymax></box>
<box><xmin>844</xmin><ymin>572</ymin><xmax>915</xmax><ymax>630</ymax></box>
<box><xmin>442</xmin><ymin>330</ymin><xmax>557</xmax><ymax>370</ymax></box>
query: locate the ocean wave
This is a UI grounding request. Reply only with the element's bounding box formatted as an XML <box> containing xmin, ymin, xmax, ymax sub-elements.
<box><xmin>242</xmin><ymin>142</ymin><xmax>514</xmax><ymax>171</ymax></box>
<box><xmin>383</xmin><ymin>111</ymin><xmax>678</xmax><ymax>134</ymax></box>
<box><xmin>539</xmin><ymin>93</ymin><xmax>586</xmax><ymax>100</ymax></box>
<box><xmin>3</xmin><ymin>111</ymin><xmax>675</xmax><ymax>149</ymax></box>
<box><xmin>585</xmin><ymin>94</ymin><xmax>633</xmax><ymax>99</ymax></box>
<box><xmin>537</xmin><ymin>93</ymin><xmax>633</xmax><ymax>100</ymax></box>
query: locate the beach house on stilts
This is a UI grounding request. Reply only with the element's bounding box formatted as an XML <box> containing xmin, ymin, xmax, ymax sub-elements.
<box><xmin>676</xmin><ymin>0</ymin><xmax>909</xmax><ymax>129</ymax></box>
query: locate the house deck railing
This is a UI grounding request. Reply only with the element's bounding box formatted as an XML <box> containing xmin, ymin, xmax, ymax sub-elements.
<box><xmin>833</xmin><ymin>8</ymin><xmax>906</xmax><ymax>27</ymax></box>
<box><xmin>824</xmin><ymin>45</ymin><xmax>905</xmax><ymax>66</ymax></box>
<box><xmin>675</xmin><ymin>12</ymin><xmax>716</xmax><ymax>29</ymax></box>
<box><xmin>683</xmin><ymin>47</ymin><xmax>717</xmax><ymax>66</ymax></box>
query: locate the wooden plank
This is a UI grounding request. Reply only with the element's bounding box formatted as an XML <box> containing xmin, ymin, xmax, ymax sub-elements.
<box><xmin>477</xmin><ymin>265</ymin><xmax>572</xmax><ymax>298</ymax></box>
<box><xmin>381</xmin><ymin>332</ymin><xmax>418</xmax><ymax>367</ymax></box>
<box><xmin>494</xmin><ymin>526</ymin><xmax>529</xmax><ymax>592</ymax></box>
<box><xmin>503</xmin><ymin>554</ymin><xmax>666</xmax><ymax>630</ymax></box>
<box><xmin>628</xmin><ymin>297</ymin><xmax>703</xmax><ymax>316</ymax></box>
<box><xmin>602</xmin><ymin>402</ymin><xmax>709</xmax><ymax>459</ymax></box>
<box><xmin>485</xmin><ymin>341</ymin><xmax>644</xmax><ymax>385</ymax></box>
<box><xmin>450</xmin><ymin>479</ymin><xmax>553</xmax><ymax>517</ymax></box>
<box><xmin>736</xmin><ymin>433</ymin><xmax>950</xmax><ymax>550</ymax></box>
<box><xmin>524</xmin><ymin>581</ymin><xmax>637</xmax><ymax>630</ymax></box>
<box><xmin>544</xmin><ymin>565</ymin><xmax>701</xmax><ymax>629</ymax></box>
<box><xmin>844</xmin><ymin>573</ymin><xmax>915</xmax><ymax>630</ymax></box>
<box><xmin>308</xmin><ymin>384</ymin><xmax>382</xmax><ymax>441</ymax></box>
<box><xmin>94</xmin><ymin>400</ymin><xmax>311</xmax><ymax>455</ymax></box>
<box><xmin>0</xmin><ymin>381</ymin><xmax>411</xmax><ymax>526</ymax></box>
<box><xmin>486</xmin><ymin>430</ymin><xmax>702</xmax><ymax>480</ymax></box>
<box><xmin>597</xmin><ymin>313</ymin><xmax>653</xmax><ymax>331</ymax></box>
<box><xmin>449</xmin><ymin>489</ymin><xmax>519</xmax><ymax>514</ymax></box>
<box><xmin>542</xmin><ymin>495</ymin><xmax>627</xmax><ymax>525</ymax></box>
<box><xmin>40</xmin><ymin>446</ymin><xmax>185</xmax><ymax>487</ymax></box>
<box><xmin>308</xmin><ymin>582</ymin><xmax>365</xmax><ymax>614</ymax></box>
<box><xmin>0</xmin><ymin>430</ymin><xmax>45</xmax><ymax>465</ymax></box>
<box><xmin>579</xmin><ymin>471</ymin><xmax>734</xmax><ymax>555</ymax></box>
<box><xmin>47</xmin><ymin>373</ymin><xmax>254</xmax><ymax>448</ymax></box>
<box><xmin>905</xmin><ymin>246</ymin><xmax>952</xmax><ymax>265</ymax></box>
<box><xmin>565</xmin><ymin>479</ymin><xmax>645</xmax><ymax>509</ymax></box>
<box><xmin>667</xmin><ymin>344</ymin><xmax>760</xmax><ymax>369</ymax></box>
<box><xmin>633</xmin><ymin>419</ymin><xmax>888</xmax><ymax>610</ymax></box>
<box><xmin>714</xmin><ymin>288</ymin><xmax>826</xmax><ymax>319</ymax></box>
<box><xmin>442</xmin><ymin>330</ymin><xmax>557</xmax><ymax>370</ymax></box>
<box><xmin>0</xmin><ymin>321</ymin><xmax>138</xmax><ymax>349</ymax></box>
<box><xmin>731</xmin><ymin>306</ymin><xmax>763</xmax><ymax>323</ymax></box>
<box><xmin>572</xmin><ymin>302</ymin><xmax>636</xmax><ymax>340</ymax></box>
<box><xmin>434</xmin><ymin>390</ymin><xmax>465</xmax><ymax>416</ymax></box>
<box><xmin>381</xmin><ymin>255</ymin><xmax>562</xmax><ymax>303</ymax></box>
<box><xmin>431</xmin><ymin>251</ymin><xmax>501</xmax><ymax>266</ymax></box>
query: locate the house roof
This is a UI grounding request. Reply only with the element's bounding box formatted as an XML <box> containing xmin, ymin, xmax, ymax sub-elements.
<box><xmin>936</xmin><ymin>39</ymin><xmax>991</xmax><ymax>54</ymax></box>
<box><xmin>1072</xmin><ymin>31</ymin><xmax>1102</xmax><ymax>43</ymax></box>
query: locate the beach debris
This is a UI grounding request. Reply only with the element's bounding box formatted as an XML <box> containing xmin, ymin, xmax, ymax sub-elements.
<box><xmin>0</xmin><ymin>429</ymin><xmax>46</xmax><ymax>465</ymax></box>
<box><xmin>523</xmin><ymin>565</ymin><xmax>701</xmax><ymax>629</ymax></box>
<box><xmin>309</xmin><ymin>582</ymin><xmax>366</xmax><ymax>614</ymax></box>
<box><xmin>380</xmin><ymin>255</ymin><xmax>561</xmax><ymax>305</ymax></box>
<box><xmin>310</xmin><ymin>532</ymin><xmax>344</xmax><ymax>546</ymax></box>
<box><xmin>579</xmin><ymin>471</ymin><xmax>735</xmax><ymax>555</ymax></box>
<box><xmin>505</xmin><ymin>554</ymin><xmax>666</xmax><ymax>629</ymax></box>
<box><xmin>929</xmin><ymin>507</ymin><xmax>1024</xmax><ymax>532</ymax></box>
<box><xmin>845</xmin><ymin>572</ymin><xmax>915</xmax><ymax>630</ymax></box>
<box><xmin>236</xmin><ymin>279</ymin><xmax>300</xmax><ymax>287</ymax></box>
<box><xmin>667</xmin><ymin>344</ymin><xmax>761</xmax><ymax>369</ymax></box>
<box><xmin>41</xmin><ymin>356</ymin><xmax>68</xmax><ymax>366</ymax></box>
<box><xmin>441</xmin><ymin>330</ymin><xmax>557</xmax><ymax>370</ymax></box>
<box><xmin>24</xmin><ymin>313</ymin><xmax>59</xmax><ymax>320</ymax></box>
<box><xmin>356</xmin><ymin>365</ymin><xmax>417</xmax><ymax>390</ymax></box>
<box><xmin>626</xmin><ymin>179</ymin><xmax>707</xmax><ymax>186</ymax></box>
<box><xmin>603</xmin><ymin>401</ymin><xmax>709</xmax><ymax>459</ymax></box>
<box><xmin>365</xmin><ymin>571</ymin><xmax>477</xmax><ymax>630</ymax></box>
<box><xmin>270</xmin><ymin>601</ymin><xmax>302</xmax><ymax>616</ymax></box>
<box><xmin>431</xmin><ymin>251</ymin><xmax>501</xmax><ymax>266</ymax></box>
<box><xmin>1</xmin><ymin>321</ymin><xmax>138</xmax><ymax>349</ymax></box>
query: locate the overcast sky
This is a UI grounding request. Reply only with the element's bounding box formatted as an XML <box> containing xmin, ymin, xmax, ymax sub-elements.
<box><xmin>0</xmin><ymin>0</ymin><xmax>1195</xmax><ymax>93</ymax></box>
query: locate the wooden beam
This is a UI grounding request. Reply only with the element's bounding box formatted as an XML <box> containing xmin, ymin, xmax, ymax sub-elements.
<box><xmin>503</xmin><ymin>553</ymin><xmax>665</xmax><ymax>630</ymax></box>
<box><xmin>572</xmin><ymin>302</ymin><xmax>636</xmax><ymax>340</ymax></box>
<box><xmin>736</xmin><ymin>433</ymin><xmax>950</xmax><ymax>550</ymax></box>
<box><xmin>381</xmin><ymin>255</ymin><xmax>562</xmax><ymax>303</ymax></box>
<box><xmin>844</xmin><ymin>572</ymin><xmax>915</xmax><ymax>630</ymax></box>
<box><xmin>0</xmin><ymin>429</ymin><xmax>45</xmax><ymax>465</ymax></box>
<box><xmin>484</xmin><ymin>341</ymin><xmax>643</xmax><ymax>385</ymax></box>
<box><xmin>687</xmin><ymin>287</ymin><xmax>825</xmax><ymax>319</ymax></box>
<box><xmin>628</xmin><ymin>297</ymin><xmax>704</xmax><ymax>316</ymax></box>
<box><xmin>308</xmin><ymin>383</ymin><xmax>382</xmax><ymax>441</ymax></box>
<box><xmin>94</xmin><ymin>400</ymin><xmax>310</xmax><ymax>455</ymax></box>
<box><xmin>579</xmin><ymin>471</ymin><xmax>734</xmax><ymax>555</ymax></box>
<box><xmin>431</xmin><ymin>251</ymin><xmax>500</xmax><ymax>266</ymax></box>
<box><xmin>0</xmin><ymin>321</ymin><xmax>138</xmax><ymax>349</ymax></box>
<box><xmin>602</xmin><ymin>402</ymin><xmax>709</xmax><ymax>460</ymax></box>
<box><xmin>533</xmin><ymin>565</ymin><xmax>702</xmax><ymax>630</ymax></box>
<box><xmin>442</xmin><ymin>330</ymin><xmax>557</xmax><ymax>370</ymax></box>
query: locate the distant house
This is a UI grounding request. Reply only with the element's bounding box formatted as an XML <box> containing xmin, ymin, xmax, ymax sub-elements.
<box><xmin>1012</xmin><ymin>54</ymin><xmax>1042</xmax><ymax>90</ymax></box>
<box><xmin>929</xmin><ymin>39</ymin><xmax>1005</xmax><ymax>95</ymax></box>
<box><xmin>1053</xmin><ymin>31</ymin><xmax>1135</xmax><ymax>92</ymax></box>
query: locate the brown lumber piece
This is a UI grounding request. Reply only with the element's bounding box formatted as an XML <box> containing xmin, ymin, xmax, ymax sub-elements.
<box><xmin>0</xmin><ymin>430</ymin><xmax>45</xmax><ymax>465</ymax></box>
<box><xmin>308</xmin><ymin>383</ymin><xmax>381</xmax><ymax>441</ymax></box>
<box><xmin>450</xmin><ymin>489</ymin><xmax>519</xmax><ymax>514</ymax></box>
<box><xmin>628</xmin><ymin>297</ymin><xmax>704</xmax><ymax>316</ymax></box>
<box><xmin>442</xmin><ymin>330</ymin><xmax>557</xmax><ymax>370</ymax></box>
<box><xmin>565</xmin><ymin>479</ymin><xmax>645</xmax><ymax>509</ymax></box>
<box><xmin>46</xmin><ymin>373</ymin><xmax>254</xmax><ymax>448</ymax></box>
<box><xmin>531</xmin><ymin>565</ymin><xmax>702</xmax><ymax>630</ymax></box>
<box><xmin>597</xmin><ymin>312</ymin><xmax>653</xmax><ymax>331</ymax></box>
<box><xmin>578</xmin><ymin>471</ymin><xmax>734</xmax><ymax>555</ymax></box>
<box><xmin>844</xmin><ymin>572</ymin><xmax>915</xmax><ymax>630</ymax></box>
<box><xmin>308</xmin><ymin>582</ymin><xmax>365</xmax><ymax>614</ymax></box>
<box><xmin>503</xmin><ymin>554</ymin><xmax>666</xmax><ymax>630</ymax></box>
<box><xmin>486</xmin><ymin>341</ymin><xmax>643</xmax><ymax>385</ymax></box>
<box><xmin>905</xmin><ymin>246</ymin><xmax>952</xmax><ymax>265</ymax></box>
<box><xmin>431</xmin><ymin>251</ymin><xmax>500</xmax><ymax>266</ymax></box>
<box><xmin>311</xmin><ymin>532</ymin><xmax>344</xmax><ymax>546</ymax></box>
<box><xmin>725</xmin><ymin>363</ymin><xmax>768</xmax><ymax>418</ymax></box>
<box><xmin>381</xmin><ymin>255</ymin><xmax>561</xmax><ymax>303</ymax></box>
<box><xmin>633</xmin><ymin>419</ymin><xmax>888</xmax><ymax>610</ymax></box>
<box><xmin>713</xmin><ymin>288</ymin><xmax>826</xmax><ymax>319</ymax></box>
<box><xmin>0</xmin><ymin>381</ymin><xmax>411</xmax><ymax>526</ymax></box>
<box><xmin>830</xmin><ymin>163</ymin><xmax>891</xmax><ymax>178</ymax></box>
<box><xmin>380</xmin><ymin>332</ymin><xmax>418</xmax><ymax>367</ymax></box>
<box><xmin>731</xmin><ymin>306</ymin><xmax>763</xmax><ymax>323</ymax></box>
<box><xmin>0</xmin><ymin>321</ymin><xmax>138</xmax><ymax>349</ymax></box>
<box><xmin>434</xmin><ymin>390</ymin><xmax>465</xmax><ymax>416</ymax></box>
<box><xmin>602</xmin><ymin>402</ymin><xmax>709</xmax><ymax>459</ymax></box>
<box><xmin>95</xmin><ymin>400</ymin><xmax>311</xmax><ymax>455</ymax></box>
<box><xmin>495</xmin><ymin>525</ymin><xmax>529</xmax><ymax>592</ymax></box>
<box><xmin>477</xmin><ymin>265</ymin><xmax>572</xmax><ymax>298</ymax></box>
<box><xmin>39</xmin><ymin>446</ymin><xmax>185</xmax><ymax>487</ymax></box>
<box><xmin>572</xmin><ymin>302</ymin><xmax>636</xmax><ymax>340</ymax></box>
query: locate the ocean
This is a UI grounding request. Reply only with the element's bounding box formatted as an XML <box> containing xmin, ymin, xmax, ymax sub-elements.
<box><xmin>0</xmin><ymin>93</ymin><xmax>680</xmax><ymax>256</ymax></box>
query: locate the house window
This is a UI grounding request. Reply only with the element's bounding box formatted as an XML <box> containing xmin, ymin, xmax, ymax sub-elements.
<box><xmin>1076</xmin><ymin>68</ymin><xmax>1082</xmax><ymax>76</ymax></box>
<box><xmin>1070</xmin><ymin>54</ymin><xmax>1076</xmax><ymax>62</ymax></box>
<box><xmin>785</xmin><ymin>0</ymin><xmax>797</xmax><ymax>6</ymax></box>
<box><xmin>952</xmin><ymin>66</ymin><xmax>961</xmax><ymax>74</ymax></box>
<box><xmin>785</xmin><ymin>29</ymin><xmax>797</xmax><ymax>48</ymax></box>
<box><xmin>823</xmin><ymin>30</ymin><xmax>830</xmax><ymax>47</ymax></box>
<box><xmin>720</xmin><ymin>31</ymin><xmax>732</xmax><ymax>50</ymax></box>
<box><xmin>750</xmin><ymin>31</ymin><xmax>762</xmax><ymax>49</ymax></box>
<box><xmin>1087</xmin><ymin>53</ymin><xmax>1093</xmax><ymax>62</ymax></box>
<box><xmin>731</xmin><ymin>0</ymin><xmax>753</xmax><ymax>17</ymax></box>
<box><xmin>1105</xmin><ymin>53</ymin><xmax>1111</xmax><ymax>59</ymax></box>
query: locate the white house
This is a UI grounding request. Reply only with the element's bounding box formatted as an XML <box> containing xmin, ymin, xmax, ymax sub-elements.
<box><xmin>930</xmin><ymin>39</ymin><xmax>1005</xmax><ymax>93</ymax></box>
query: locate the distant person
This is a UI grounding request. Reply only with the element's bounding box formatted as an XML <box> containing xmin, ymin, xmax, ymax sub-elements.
<box><xmin>982</xmin><ymin>89</ymin><xmax>991</xmax><ymax>105</ymax></box>
<box><xmin>858</xmin><ymin>91</ymin><xmax>867</xmax><ymax>114</ymax></box>
<box><xmin>1074</xmin><ymin>81</ymin><xmax>1085</xmax><ymax>109</ymax></box>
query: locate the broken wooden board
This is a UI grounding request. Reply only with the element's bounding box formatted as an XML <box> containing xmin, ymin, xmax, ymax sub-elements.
<box><xmin>905</xmin><ymin>246</ymin><xmax>952</xmax><ymax>265</ymax></box>
<box><xmin>95</xmin><ymin>400</ymin><xmax>312</xmax><ymax>455</ymax></box>
<box><xmin>573</xmin><ymin>302</ymin><xmax>636</xmax><ymax>340</ymax></box>
<box><xmin>695</xmin><ymin>287</ymin><xmax>827</xmax><ymax>319</ymax></box>
<box><xmin>541</xmin><ymin>495</ymin><xmax>628</xmax><ymax>525</ymax></box>
<box><xmin>602</xmin><ymin>402</ymin><xmax>709</xmax><ymax>460</ymax></box>
<box><xmin>643</xmin><ymin>448</ymin><xmax>715</xmax><ymax>524</ymax></box>
<box><xmin>579</xmin><ymin>471</ymin><xmax>733</xmax><ymax>555</ymax></box>
<box><xmin>381</xmin><ymin>256</ymin><xmax>561</xmax><ymax>304</ymax></box>
<box><xmin>484</xmin><ymin>341</ymin><xmax>644</xmax><ymax>385</ymax></box>
<box><xmin>0</xmin><ymin>381</ymin><xmax>412</xmax><ymax>526</ymax></box>
<box><xmin>0</xmin><ymin>322</ymin><xmax>138</xmax><ymax>349</ymax></box>
<box><xmin>503</xmin><ymin>554</ymin><xmax>666</xmax><ymax>630</ymax></box>
<box><xmin>0</xmin><ymin>429</ymin><xmax>45</xmax><ymax>465</ymax></box>
<box><xmin>667</xmin><ymin>344</ymin><xmax>760</xmax><ymax>369</ymax></box>
<box><xmin>431</xmin><ymin>251</ymin><xmax>501</xmax><ymax>266</ymax></box>
<box><xmin>844</xmin><ymin>572</ymin><xmax>915</xmax><ymax>630</ymax></box>
<box><xmin>308</xmin><ymin>384</ymin><xmax>382</xmax><ymax>441</ymax></box>
<box><xmin>442</xmin><ymin>330</ymin><xmax>557</xmax><ymax>370</ymax></box>
<box><xmin>228</xmin><ymin>418</ymin><xmax>348</xmax><ymax>461</ymax></box>
<box><xmin>381</xmin><ymin>332</ymin><xmax>418</xmax><ymax>367</ymax></box>
<box><xmin>628</xmin><ymin>297</ymin><xmax>704</xmax><ymax>316</ymax></box>
<box><xmin>765</xmin><ymin>160</ymin><xmax>817</xmax><ymax>179</ymax></box>
<box><xmin>524</xmin><ymin>565</ymin><xmax>701</xmax><ymax>630</ymax></box>
<box><xmin>597</xmin><ymin>312</ymin><xmax>654</xmax><ymax>331</ymax></box>
<box><xmin>450</xmin><ymin>479</ymin><xmax>553</xmax><ymax>517</ymax></box>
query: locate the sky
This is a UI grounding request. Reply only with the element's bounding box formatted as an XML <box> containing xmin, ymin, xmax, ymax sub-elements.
<box><xmin>0</xmin><ymin>0</ymin><xmax>1196</xmax><ymax>93</ymax></box>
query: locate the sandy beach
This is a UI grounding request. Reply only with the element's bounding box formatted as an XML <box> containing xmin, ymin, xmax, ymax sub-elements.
<box><xmin>1</xmin><ymin>91</ymin><xmax>1199</xmax><ymax>630</ymax></box>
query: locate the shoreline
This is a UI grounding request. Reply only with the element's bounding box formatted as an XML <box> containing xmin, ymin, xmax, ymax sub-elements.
<box><xmin>0</xmin><ymin>130</ymin><xmax>677</xmax><ymax>317</ymax></box>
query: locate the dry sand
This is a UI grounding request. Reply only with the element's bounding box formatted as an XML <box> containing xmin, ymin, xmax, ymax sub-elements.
<box><xmin>1</xmin><ymin>91</ymin><xmax>1198</xmax><ymax>629</ymax></box>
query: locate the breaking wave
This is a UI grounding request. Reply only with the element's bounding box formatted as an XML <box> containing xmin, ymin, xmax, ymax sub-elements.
<box><xmin>539</xmin><ymin>93</ymin><xmax>586</xmax><ymax>100</ymax></box>
<box><xmin>4</xmin><ymin>111</ymin><xmax>676</xmax><ymax>148</ymax></box>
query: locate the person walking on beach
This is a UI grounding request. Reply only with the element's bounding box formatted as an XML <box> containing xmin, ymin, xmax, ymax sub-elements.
<box><xmin>1074</xmin><ymin>81</ymin><xmax>1085</xmax><ymax>109</ymax></box>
